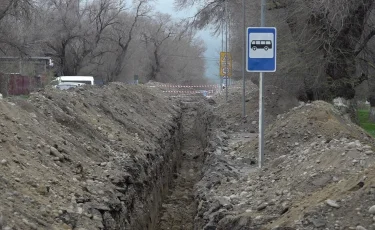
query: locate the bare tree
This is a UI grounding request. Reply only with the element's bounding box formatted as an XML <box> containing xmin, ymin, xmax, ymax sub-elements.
<box><xmin>0</xmin><ymin>0</ymin><xmax>207</xmax><ymax>86</ymax></box>
<box><xmin>141</xmin><ymin>13</ymin><xmax>176</xmax><ymax>81</ymax></box>
<box><xmin>105</xmin><ymin>0</ymin><xmax>149</xmax><ymax>82</ymax></box>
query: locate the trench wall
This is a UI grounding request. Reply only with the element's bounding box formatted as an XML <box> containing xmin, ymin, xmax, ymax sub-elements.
<box><xmin>0</xmin><ymin>84</ymin><xmax>188</xmax><ymax>230</ymax></box>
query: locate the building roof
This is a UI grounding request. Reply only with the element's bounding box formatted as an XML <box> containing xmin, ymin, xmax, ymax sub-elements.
<box><xmin>0</xmin><ymin>56</ymin><xmax>51</xmax><ymax>60</ymax></box>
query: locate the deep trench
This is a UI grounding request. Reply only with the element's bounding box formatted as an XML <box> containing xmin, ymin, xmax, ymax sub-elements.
<box><xmin>155</xmin><ymin>100</ymin><xmax>207</xmax><ymax>230</ymax></box>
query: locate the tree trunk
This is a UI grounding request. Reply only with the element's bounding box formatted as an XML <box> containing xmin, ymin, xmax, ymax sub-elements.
<box><xmin>109</xmin><ymin>49</ymin><xmax>127</xmax><ymax>82</ymax></box>
<box><xmin>284</xmin><ymin>0</ymin><xmax>373</xmax><ymax>101</ymax></box>
<box><xmin>149</xmin><ymin>47</ymin><xmax>161</xmax><ymax>81</ymax></box>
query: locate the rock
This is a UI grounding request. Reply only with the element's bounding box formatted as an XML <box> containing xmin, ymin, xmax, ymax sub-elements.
<box><xmin>50</xmin><ymin>147</ymin><xmax>62</xmax><ymax>157</ymax></box>
<box><xmin>229</xmin><ymin>194</ymin><xmax>238</xmax><ymax>200</ymax></box>
<box><xmin>0</xmin><ymin>93</ymin><xmax>2</xmax><ymax>99</ymax></box>
<box><xmin>325</xmin><ymin>199</ymin><xmax>340</xmax><ymax>208</ymax></box>
<box><xmin>1</xmin><ymin>159</ymin><xmax>7</xmax><ymax>165</ymax></box>
<box><xmin>309</xmin><ymin>217</ymin><xmax>326</xmax><ymax>228</ymax></box>
<box><xmin>240</xmin><ymin>191</ymin><xmax>248</xmax><ymax>197</ymax></box>
<box><xmin>356</xmin><ymin>226</ymin><xmax>367</xmax><ymax>230</ymax></box>
<box><xmin>365</xmin><ymin>151</ymin><xmax>374</xmax><ymax>155</ymax></box>
<box><xmin>217</xmin><ymin>213</ymin><xmax>252</xmax><ymax>230</ymax></box>
<box><xmin>204</xmin><ymin>223</ymin><xmax>217</xmax><ymax>230</ymax></box>
<box><xmin>252</xmin><ymin>121</ymin><xmax>257</xmax><ymax>125</ymax></box>
<box><xmin>369</xmin><ymin>205</ymin><xmax>375</xmax><ymax>214</ymax></box>
<box><xmin>217</xmin><ymin>196</ymin><xmax>231</xmax><ymax>206</ymax></box>
<box><xmin>347</xmin><ymin>142</ymin><xmax>357</xmax><ymax>149</ymax></box>
<box><xmin>36</xmin><ymin>185</ymin><xmax>49</xmax><ymax>195</ymax></box>
<box><xmin>363</xmin><ymin>145</ymin><xmax>372</xmax><ymax>150</ymax></box>
<box><xmin>257</xmin><ymin>203</ymin><xmax>268</xmax><ymax>211</ymax></box>
<box><xmin>312</xmin><ymin>174</ymin><xmax>331</xmax><ymax>187</ymax></box>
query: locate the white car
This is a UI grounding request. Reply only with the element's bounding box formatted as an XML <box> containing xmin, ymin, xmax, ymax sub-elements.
<box><xmin>56</xmin><ymin>82</ymin><xmax>86</xmax><ymax>90</ymax></box>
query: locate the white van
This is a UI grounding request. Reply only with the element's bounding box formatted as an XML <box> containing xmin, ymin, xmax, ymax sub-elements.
<box><xmin>53</xmin><ymin>76</ymin><xmax>94</xmax><ymax>85</ymax></box>
<box><xmin>56</xmin><ymin>82</ymin><xmax>86</xmax><ymax>90</ymax></box>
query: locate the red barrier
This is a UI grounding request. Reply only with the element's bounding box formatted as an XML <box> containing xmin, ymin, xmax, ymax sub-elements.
<box><xmin>8</xmin><ymin>74</ymin><xmax>33</xmax><ymax>95</ymax></box>
<box><xmin>5</xmin><ymin>74</ymin><xmax>46</xmax><ymax>96</ymax></box>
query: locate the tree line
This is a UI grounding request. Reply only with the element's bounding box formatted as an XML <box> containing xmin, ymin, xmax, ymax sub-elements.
<box><xmin>0</xmin><ymin>0</ymin><xmax>207</xmax><ymax>84</ymax></box>
<box><xmin>177</xmin><ymin>0</ymin><xmax>375</xmax><ymax>103</ymax></box>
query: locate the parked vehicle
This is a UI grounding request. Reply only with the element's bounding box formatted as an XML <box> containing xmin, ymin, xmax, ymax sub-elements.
<box><xmin>52</xmin><ymin>76</ymin><xmax>94</xmax><ymax>86</ymax></box>
<box><xmin>56</xmin><ymin>82</ymin><xmax>86</xmax><ymax>90</ymax></box>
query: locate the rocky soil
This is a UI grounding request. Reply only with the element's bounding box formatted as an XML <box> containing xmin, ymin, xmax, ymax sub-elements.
<box><xmin>0</xmin><ymin>83</ymin><xmax>191</xmax><ymax>230</ymax></box>
<box><xmin>2</xmin><ymin>79</ymin><xmax>375</xmax><ymax>230</ymax></box>
<box><xmin>194</xmin><ymin>99</ymin><xmax>375</xmax><ymax>229</ymax></box>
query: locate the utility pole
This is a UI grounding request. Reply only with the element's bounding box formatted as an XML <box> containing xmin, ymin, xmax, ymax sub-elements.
<box><xmin>242</xmin><ymin>0</ymin><xmax>246</xmax><ymax>117</ymax></box>
<box><xmin>221</xmin><ymin>18</ymin><xmax>224</xmax><ymax>90</ymax></box>
<box><xmin>259</xmin><ymin>0</ymin><xmax>266</xmax><ymax>168</ymax></box>
<box><xmin>225</xmin><ymin>0</ymin><xmax>228</xmax><ymax>102</ymax></box>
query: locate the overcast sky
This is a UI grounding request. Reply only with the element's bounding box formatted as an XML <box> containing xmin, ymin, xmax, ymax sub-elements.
<box><xmin>153</xmin><ymin>0</ymin><xmax>221</xmax><ymax>82</ymax></box>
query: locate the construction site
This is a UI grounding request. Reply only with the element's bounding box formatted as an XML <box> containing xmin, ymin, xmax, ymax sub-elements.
<box><xmin>0</xmin><ymin>80</ymin><xmax>373</xmax><ymax>230</ymax></box>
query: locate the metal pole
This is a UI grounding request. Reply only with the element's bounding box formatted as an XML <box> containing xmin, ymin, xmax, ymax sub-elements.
<box><xmin>222</xmin><ymin>19</ymin><xmax>224</xmax><ymax>51</ymax></box>
<box><xmin>259</xmin><ymin>0</ymin><xmax>266</xmax><ymax>168</ymax></box>
<box><xmin>221</xmin><ymin>19</ymin><xmax>224</xmax><ymax>90</ymax></box>
<box><xmin>225</xmin><ymin>0</ymin><xmax>228</xmax><ymax>102</ymax></box>
<box><xmin>242</xmin><ymin>0</ymin><xmax>246</xmax><ymax>118</ymax></box>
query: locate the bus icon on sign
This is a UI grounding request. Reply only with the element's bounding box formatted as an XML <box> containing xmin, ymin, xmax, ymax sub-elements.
<box><xmin>251</xmin><ymin>40</ymin><xmax>272</xmax><ymax>51</ymax></box>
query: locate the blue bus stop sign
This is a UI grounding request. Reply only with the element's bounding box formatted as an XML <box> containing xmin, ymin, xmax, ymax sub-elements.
<box><xmin>246</xmin><ymin>27</ymin><xmax>277</xmax><ymax>72</ymax></box>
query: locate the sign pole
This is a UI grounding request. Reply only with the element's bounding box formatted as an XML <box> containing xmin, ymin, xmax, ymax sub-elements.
<box><xmin>225</xmin><ymin>0</ymin><xmax>228</xmax><ymax>102</ymax></box>
<box><xmin>242</xmin><ymin>0</ymin><xmax>246</xmax><ymax>117</ymax></box>
<box><xmin>259</xmin><ymin>0</ymin><xmax>266</xmax><ymax>168</ymax></box>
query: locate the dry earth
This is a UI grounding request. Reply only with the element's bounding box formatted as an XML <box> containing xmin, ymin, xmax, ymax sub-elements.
<box><xmin>213</xmin><ymin>81</ymin><xmax>299</xmax><ymax>133</ymax></box>
<box><xmin>195</xmin><ymin>96</ymin><xmax>375</xmax><ymax>229</ymax></box>
<box><xmin>1</xmin><ymin>80</ymin><xmax>375</xmax><ymax>230</ymax></box>
<box><xmin>0</xmin><ymin>83</ymin><xmax>187</xmax><ymax>230</ymax></box>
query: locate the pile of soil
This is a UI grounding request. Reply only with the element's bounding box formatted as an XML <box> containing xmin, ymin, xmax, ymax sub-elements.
<box><xmin>213</xmin><ymin>81</ymin><xmax>299</xmax><ymax>132</ymax></box>
<box><xmin>0</xmin><ymin>83</ymin><xmax>183</xmax><ymax>230</ymax></box>
<box><xmin>242</xmin><ymin>100</ymin><xmax>374</xmax><ymax>159</ymax></box>
<box><xmin>194</xmin><ymin>100</ymin><xmax>375</xmax><ymax>229</ymax></box>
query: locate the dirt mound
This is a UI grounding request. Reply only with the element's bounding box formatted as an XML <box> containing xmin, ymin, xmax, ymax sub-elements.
<box><xmin>194</xmin><ymin>100</ymin><xmax>375</xmax><ymax>229</ymax></box>
<box><xmin>213</xmin><ymin>81</ymin><xmax>299</xmax><ymax>132</ymax></box>
<box><xmin>242</xmin><ymin>101</ymin><xmax>374</xmax><ymax>159</ymax></box>
<box><xmin>0</xmin><ymin>83</ymin><xmax>186</xmax><ymax>230</ymax></box>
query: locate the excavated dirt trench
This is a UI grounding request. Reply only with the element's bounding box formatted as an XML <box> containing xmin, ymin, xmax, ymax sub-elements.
<box><xmin>156</xmin><ymin>99</ymin><xmax>210</xmax><ymax>230</ymax></box>
<box><xmin>0</xmin><ymin>85</ymin><xmax>214</xmax><ymax>230</ymax></box>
